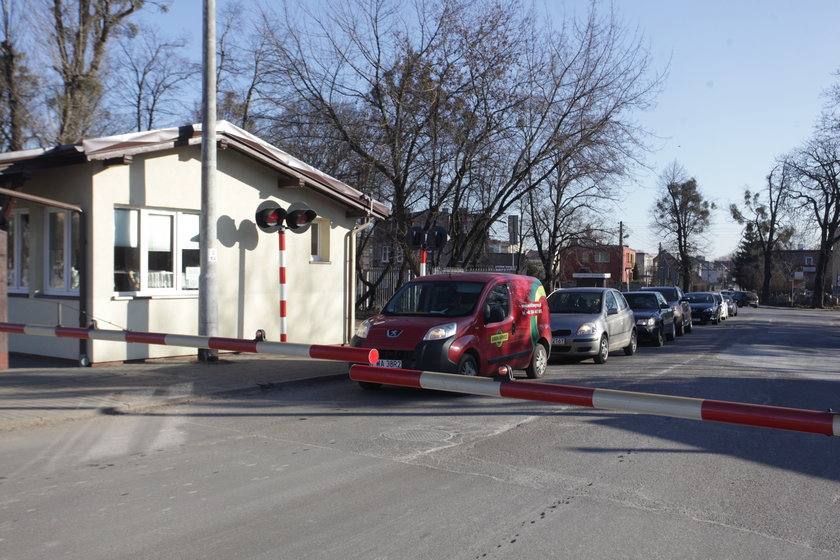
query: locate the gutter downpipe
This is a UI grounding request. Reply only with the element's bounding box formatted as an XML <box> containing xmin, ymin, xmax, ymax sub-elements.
<box><xmin>345</xmin><ymin>197</ymin><xmax>373</xmax><ymax>344</ymax></box>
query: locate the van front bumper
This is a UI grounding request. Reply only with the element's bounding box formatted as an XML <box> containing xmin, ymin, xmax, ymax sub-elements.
<box><xmin>350</xmin><ymin>336</ymin><xmax>457</xmax><ymax>373</ymax></box>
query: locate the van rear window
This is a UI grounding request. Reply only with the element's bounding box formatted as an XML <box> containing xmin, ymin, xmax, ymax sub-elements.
<box><xmin>384</xmin><ymin>281</ymin><xmax>485</xmax><ymax>317</ymax></box>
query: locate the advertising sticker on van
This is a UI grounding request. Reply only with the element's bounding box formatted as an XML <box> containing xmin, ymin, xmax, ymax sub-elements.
<box><xmin>490</xmin><ymin>329</ymin><xmax>510</xmax><ymax>347</ymax></box>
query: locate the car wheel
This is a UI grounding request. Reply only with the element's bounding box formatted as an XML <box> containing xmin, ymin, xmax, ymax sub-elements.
<box><xmin>624</xmin><ymin>329</ymin><xmax>637</xmax><ymax>356</ymax></box>
<box><xmin>526</xmin><ymin>342</ymin><xmax>548</xmax><ymax>379</ymax></box>
<box><xmin>593</xmin><ymin>334</ymin><xmax>609</xmax><ymax>364</ymax></box>
<box><xmin>666</xmin><ymin>322</ymin><xmax>677</xmax><ymax>341</ymax></box>
<box><xmin>684</xmin><ymin>319</ymin><xmax>692</xmax><ymax>333</ymax></box>
<box><xmin>654</xmin><ymin>325</ymin><xmax>664</xmax><ymax>347</ymax></box>
<box><xmin>458</xmin><ymin>353</ymin><xmax>479</xmax><ymax>376</ymax></box>
<box><xmin>675</xmin><ymin>320</ymin><xmax>684</xmax><ymax>336</ymax></box>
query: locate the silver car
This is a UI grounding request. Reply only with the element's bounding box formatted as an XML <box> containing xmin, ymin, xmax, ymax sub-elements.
<box><xmin>547</xmin><ymin>287</ymin><xmax>637</xmax><ymax>364</ymax></box>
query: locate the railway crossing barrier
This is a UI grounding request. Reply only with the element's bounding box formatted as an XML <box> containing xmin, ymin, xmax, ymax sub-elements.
<box><xmin>0</xmin><ymin>322</ymin><xmax>378</xmax><ymax>364</ymax></box>
<box><xmin>349</xmin><ymin>365</ymin><xmax>840</xmax><ymax>437</ymax></box>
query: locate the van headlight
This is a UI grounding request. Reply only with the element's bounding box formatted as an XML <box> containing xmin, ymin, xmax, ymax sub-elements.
<box><xmin>355</xmin><ymin>319</ymin><xmax>371</xmax><ymax>339</ymax></box>
<box><xmin>424</xmin><ymin>322</ymin><xmax>457</xmax><ymax>340</ymax></box>
<box><xmin>576</xmin><ymin>323</ymin><xmax>597</xmax><ymax>335</ymax></box>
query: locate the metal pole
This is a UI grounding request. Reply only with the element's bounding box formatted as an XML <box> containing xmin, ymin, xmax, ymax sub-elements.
<box><xmin>279</xmin><ymin>228</ymin><xmax>287</xmax><ymax>342</ymax></box>
<box><xmin>199</xmin><ymin>0</ymin><xmax>218</xmax><ymax>361</ymax></box>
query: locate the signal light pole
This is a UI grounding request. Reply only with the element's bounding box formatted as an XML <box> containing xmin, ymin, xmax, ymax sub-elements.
<box><xmin>255</xmin><ymin>202</ymin><xmax>317</xmax><ymax>342</ymax></box>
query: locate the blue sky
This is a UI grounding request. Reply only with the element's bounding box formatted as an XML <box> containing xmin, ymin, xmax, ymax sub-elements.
<box><xmin>146</xmin><ymin>0</ymin><xmax>839</xmax><ymax>259</ymax></box>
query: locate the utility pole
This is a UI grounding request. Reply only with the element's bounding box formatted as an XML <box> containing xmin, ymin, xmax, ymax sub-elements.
<box><xmin>619</xmin><ymin>221</ymin><xmax>624</xmax><ymax>289</ymax></box>
<box><xmin>198</xmin><ymin>0</ymin><xmax>218</xmax><ymax>362</ymax></box>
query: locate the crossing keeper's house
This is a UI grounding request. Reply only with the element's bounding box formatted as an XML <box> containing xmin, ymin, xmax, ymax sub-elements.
<box><xmin>0</xmin><ymin>121</ymin><xmax>390</xmax><ymax>364</ymax></box>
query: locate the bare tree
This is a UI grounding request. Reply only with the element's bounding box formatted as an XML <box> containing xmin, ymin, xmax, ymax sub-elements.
<box><xmin>786</xmin><ymin>135</ymin><xmax>840</xmax><ymax>308</ymax></box>
<box><xmin>651</xmin><ymin>162</ymin><xmax>715</xmax><ymax>291</ymax></box>
<box><xmin>0</xmin><ymin>0</ymin><xmax>39</xmax><ymax>151</ymax></box>
<box><xmin>40</xmin><ymin>0</ymin><xmax>164</xmax><ymax>144</ymax></box>
<box><xmin>110</xmin><ymin>26</ymin><xmax>196</xmax><ymax>131</ymax></box>
<box><xmin>257</xmin><ymin>0</ymin><xmax>659</xmax><ymax>278</ymax></box>
<box><xmin>730</xmin><ymin>161</ymin><xmax>794</xmax><ymax>303</ymax></box>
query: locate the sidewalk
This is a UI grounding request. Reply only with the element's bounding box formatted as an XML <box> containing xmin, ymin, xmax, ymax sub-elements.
<box><xmin>0</xmin><ymin>352</ymin><xmax>349</xmax><ymax>431</ymax></box>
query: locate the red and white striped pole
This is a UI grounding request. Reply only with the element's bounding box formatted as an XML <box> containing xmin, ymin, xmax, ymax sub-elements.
<box><xmin>0</xmin><ymin>322</ymin><xmax>378</xmax><ymax>364</ymax></box>
<box><xmin>278</xmin><ymin>228</ymin><xmax>287</xmax><ymax>342</ymax></box>
<box><xmin>349</xmin><ymin>365</ymin><xmax>840</xmax><ymax>437</ymax></box>
<box><xmin>419</xmin><ymin>249</ymin><xmax>427</xmax><ymax>276</ymax></box>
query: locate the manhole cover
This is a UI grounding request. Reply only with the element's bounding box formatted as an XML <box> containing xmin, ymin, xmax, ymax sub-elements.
<box><xmin>382</xmin><ymin>429</ymin><xmax>453</xmax><ymax>442</ymax></box>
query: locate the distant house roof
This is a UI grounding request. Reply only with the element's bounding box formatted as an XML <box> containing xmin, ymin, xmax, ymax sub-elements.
<box><xmin>0</xmin><ymin>121</ymin><xmax>390</xmax><ymax>220</ymax></box>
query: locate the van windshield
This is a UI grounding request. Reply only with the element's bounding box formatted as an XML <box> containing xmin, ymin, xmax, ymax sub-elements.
<box><xmin>384</xmin><ymin>281</ymin><xmax>485</xmax><ymax>317</ymax></box>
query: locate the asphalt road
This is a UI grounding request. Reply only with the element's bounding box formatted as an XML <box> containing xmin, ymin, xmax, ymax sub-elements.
<box><xmin>1</xmin><ymin>306</ymin><xmax>839</xmax><ymax>559</ymax></box>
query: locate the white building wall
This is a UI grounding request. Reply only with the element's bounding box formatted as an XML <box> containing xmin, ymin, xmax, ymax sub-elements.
<box><xmin>9</xmin><ymin>144</ymin><xmax>357</xmax><ymax>363</ymax></box>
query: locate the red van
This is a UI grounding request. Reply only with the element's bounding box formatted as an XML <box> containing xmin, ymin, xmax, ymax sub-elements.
<box><xmin>350</xmin><ymin>272</ymin><xmax>551</xmax><ymax>385</ymax></box>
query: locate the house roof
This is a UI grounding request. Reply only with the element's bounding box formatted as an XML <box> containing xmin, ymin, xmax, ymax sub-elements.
<box><xmin>0</xmin><ymin>121</ymin><xmax>390</xmax><ymax>220</ymax></box>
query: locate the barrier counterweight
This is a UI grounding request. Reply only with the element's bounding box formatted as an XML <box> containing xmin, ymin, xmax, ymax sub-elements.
<box><xmin>0</xmin><ymin>322</ymin><xmax>378</xmax><ymax>364</ymax></box>
<box><xmin>349</xmin><ymin>365</ymin><xmax>840</xmax><ymax>437</ymax></box>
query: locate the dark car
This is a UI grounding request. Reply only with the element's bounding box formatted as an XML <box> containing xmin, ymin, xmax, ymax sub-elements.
<box><xmin>623</xmin><ymin>291</ymin><xmax>676</xmax><ymax>346</ymax></box>
<box><xmin>640</xmin><ymin>286</ymin><xmax>693</xmax><ymax>335</ymax></box>
<box><xmin>733</xmin><ymin>291</ymin><xmax>759</xmax><ymax>308</ymax></box>
<box><xmin>684</xmin><ymin>292</ymin><xmax>722</xmax><ymax>324</ymax></box>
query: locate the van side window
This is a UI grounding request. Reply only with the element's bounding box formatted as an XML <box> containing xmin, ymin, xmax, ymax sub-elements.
<box><xmin>485</xmin><ymin>284</ymin><xmax>510</xmax><ymax>323</ymax></box>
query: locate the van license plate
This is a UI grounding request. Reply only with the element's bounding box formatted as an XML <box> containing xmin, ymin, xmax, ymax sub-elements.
<box><xmin>552</xmin><ymin>337</ymin><xmax>565</xmax><ymax>345</ymax></box>
<box><xmin>376</xmin><ymin>359</ymin><xmax>402</xmax><ymax>368</ymax></box>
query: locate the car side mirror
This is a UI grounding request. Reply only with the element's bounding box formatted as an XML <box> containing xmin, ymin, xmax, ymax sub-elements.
<box><xmin>607</xmin><ymin>307</ymin><xmax>618</xmax><ymax>315</ymax></box>
<box><xmin>661</xmin><ymin>303</ymin><xmax>670</xmax><ymax>309</ymax></box>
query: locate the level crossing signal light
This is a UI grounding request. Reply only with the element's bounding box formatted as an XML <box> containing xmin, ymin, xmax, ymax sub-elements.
<box><xmin>255</xmin><ymin>202</ymin><xmax>317</xmax><ymax>234</ymax></box>
<box><xmin>405</xmin><ymin>225</ymin><xmax>448</xmax><ymax>249</ymax></box>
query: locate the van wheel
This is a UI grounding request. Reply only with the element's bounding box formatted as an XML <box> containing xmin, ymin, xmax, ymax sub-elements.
<box><xmin>594</xmin><ymin>335</ymin><xmax>609</xmax><ymax>364</ymax></box>
<box><xmin>526</xmin><ymin>343</ymin><xmax>548</xmax><ymax>379</ymax></box>
<box><xmin>458</xmin><ymin>353</ymin><xmax>479</xmax><ymax>376</ymax></box>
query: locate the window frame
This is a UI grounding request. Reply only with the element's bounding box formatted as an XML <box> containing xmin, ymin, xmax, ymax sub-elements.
<box><xmin>309</xmin><ymin>218</ymin><xmax>331</xmax><ymax>263</ymax></box>
<box><xmin>113</xmin><ymin>206</ymin><xmax>200</xmax><ymax>296</ymax></box>
<box><xmin>7</xmin><ymin>208</ymin><xmax>30</xmax><ymax>294</ymax></box>
<box><xmin>43</xmin><ymin>209</ymin><xmax>80</xmax><ymax>296</ymax></box>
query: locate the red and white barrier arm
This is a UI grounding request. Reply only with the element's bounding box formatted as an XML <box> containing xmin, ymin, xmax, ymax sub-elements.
<box><xmin>0</xmin><ymin>322</ymin><xmax>378</xmax><ymax>364</ymax></box>
<box><xmin>349</xmin><ymin>365</ymin><xmax>840</xmax><ymax>437</ymax></box>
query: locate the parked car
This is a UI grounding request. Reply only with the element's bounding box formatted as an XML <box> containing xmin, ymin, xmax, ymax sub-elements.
<box><xmin>640</xmin><ymin>286</ymin><xmax>693</xmax><ymax>335</ymax></box>
<box><xmin>547</xmin><ymin>287</ymin><xmax>637</xmax><ymax>364</ymax></box>
<box><xmin>714</xmin><ymin>292</ymin><xmax>728</xmax><ymax>320</ymax></box>
<box><xmin>733</xmin><ymin>290</ymin><xmax>759</xmax><ymax>308</ymax></box>
<box><xmin>723</xmin><ymin>294</ymin><xmax>738</xmax><ymax>317</ymax></box>
<box><xmin>623</xmin><ymin>290</ymin><xmax>676</xmax><ymax>346</ymax></box>
<box><xmin>684</xmin><ymin>292</ymin><xmax>722</xmax><ymax>324</ymax></box>
<box><xmin>350</xmin><ymin>273</ymin><xmax>552</xmax><ymax>388</ymax></box>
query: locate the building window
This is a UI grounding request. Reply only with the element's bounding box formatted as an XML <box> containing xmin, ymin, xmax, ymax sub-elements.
<box><xmin>7</xmin><ymin>209</ymin><xmax>30</xmax><ymax>292</ymax></box>
<box><xmin>805</xmin><ymin>256</ymin><xmax>813</xmax><ymax>266</ymax></box>
<box><xmin>113</xmin><ymin>207</ymin><xmax>200</xmax><ymax>294</ymax></box>
<box><xmin>45</xmin><ymin>209</ymin><xmax>80</xmax><ymax>295</ymax></box>
<box><xmin>595</xmin><ymin>251</ymin><xmax>610</xmax><ymax>263</ymax></box>
<box><xmin>310</xmin><ymin>219</ymin><xmax>330</xmax><ymax>262</ymax></box>
<box><xmin>382</xmin><ymin>246</ymin><xmax>393</xmax><ymax>263</ymax></box>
